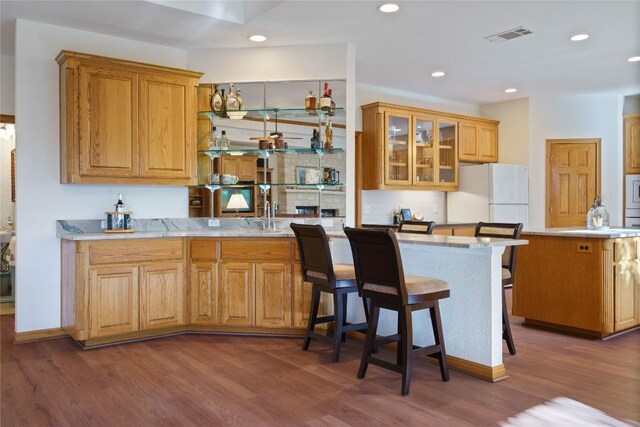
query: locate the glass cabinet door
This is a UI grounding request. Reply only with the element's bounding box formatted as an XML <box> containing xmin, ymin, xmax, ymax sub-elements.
<box><xmin>437</xmin><ymin>120</ymin><xmax>457</xmax><ymax>185</ymax></box>
<box><xmin>413</xmin><ymin>116</ymin><xmax>436</xmax><ymax>186</ymax></box>
<box><xmin>384</xmin><ymin>112</ymin><xmax>411</xmax><ymax>184</ymax></box>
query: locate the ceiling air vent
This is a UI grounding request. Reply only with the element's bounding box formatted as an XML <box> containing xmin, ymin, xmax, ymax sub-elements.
<box><xmin>484</xmin><ymin>26</ymin><xmax>533</xmax><ymax>43</ymax></box>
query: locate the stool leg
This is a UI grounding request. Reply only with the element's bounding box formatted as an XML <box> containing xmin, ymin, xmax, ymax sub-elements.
<box><xmin>430</xmin><ymin>301</ymin><xmax>449</xmax><ymax>382</ymax></box>
<box><xmin>358</xmin><ymin>300</ymin><xmax>379</xmax><ymax>379</ymax></box>
<box><xmin>400</xmin><ymin>306</ymin><xmax>413</xmax><ymax>396</ymax></box>
<box><xmin>303</xmin><ymin>285</ymin><xmax>321</xmax><ymax>351</ymax></box>
<box><xmin>502</xmin><ymin>286</ymin><xmax>516</xmax><ymax>355</ymax></box>
<box><xmin>332</xmin><ymin>290</ymin><xmax>345</xmax><ymax>363</ymax></box>
<box><xmin>341</xmin><ymin>292</ymin><xmax>348</xmax><ymax>342</ymax></box>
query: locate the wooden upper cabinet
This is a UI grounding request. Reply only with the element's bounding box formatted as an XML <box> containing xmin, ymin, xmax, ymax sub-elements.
<box><xmin>458</xmin><ymin>120</ymin><xmax>499</xmax><ymax>163</ymax></box>
<box><xmin>219</xmin><ymin>156</ymin><xmax>258</xmax><ymax>182</ymax></box>
<box><xmin>625</xmin><ymin>114</ymin><xmax>640</xmax><ymax>174</ymax></box>
<box><xmin>57</xmin><ymin>51</ymin><xmax>203</xmax><ymax>185</ymax></box>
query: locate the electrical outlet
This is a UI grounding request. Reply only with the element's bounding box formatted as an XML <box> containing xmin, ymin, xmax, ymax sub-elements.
<box><xmin>363</xmin><ymin>204</ymin><xmax>371</xmax><ymax>214</ymax></box>
<box><xmin>577</xmin><ymin>242</ymin><xmax>592</xmax><ymax>253</ymax></box>
<box><xmin>208</xmin><ymin>219</ymin><xmax>220</xmax><ymax>227</ymax></box>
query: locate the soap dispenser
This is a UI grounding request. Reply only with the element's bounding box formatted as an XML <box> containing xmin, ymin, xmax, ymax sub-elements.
<box><xmin>587</xmin><ymin>196</ymin><xmax>609</xmax><ymax>230</ymax></box>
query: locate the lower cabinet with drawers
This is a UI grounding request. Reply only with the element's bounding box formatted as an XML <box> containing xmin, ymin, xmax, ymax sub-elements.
<box><xmin>61</xmin><ymin>236</ymin><xmax>327</xmax><ymax>347</ymax></box>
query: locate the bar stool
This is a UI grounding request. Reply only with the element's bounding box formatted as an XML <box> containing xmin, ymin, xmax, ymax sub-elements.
<box><xmin>344</xmin><ymin>227</ymin><xmax>450</xmax><ymax>395</ymax></box>
<box><xmin>475</xmin><ymin>222</ymin><xmax>523</xmax><ymax>355</ymax></box>
<box><xmin>290</xmin><ymin>223</ymin><xmax>368</xmax><ymax>363</ymax></box>
<box><xmin>397</xmin><ymin>220</ymin><xmax>436</xmax><ymax>235</ymax></box>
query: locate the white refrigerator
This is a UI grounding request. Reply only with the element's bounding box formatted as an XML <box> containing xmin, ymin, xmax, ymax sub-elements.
<box><xmin>447</xmin><ymin>164</ymin><xmax>529</xmax><ymax>229</ymax></box>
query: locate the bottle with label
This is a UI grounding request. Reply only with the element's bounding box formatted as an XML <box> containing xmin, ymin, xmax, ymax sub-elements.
<box><xmin>220</xmin><ymin>130</ymin><xmax>230</xmax><ymax>150</ymax></box>
<box><xmin>220</xmin><ymin>89</ymin><xmax>227</xmax><ymax>117</ymax></box>
<box><xmin>208</xmin><ymin>126</ymin><xmax>221</xmax><ymax>150</ymax></box>
<box><xmin>310</xmin><ymin>129</ymin><xmax>319</xmax><ymax>149</ymax></box>
<box><xmin>305</xmin><ymin>90</ymin><xmax>317</xmax><ymax>112</ymax></box>
<box><xmin>324</xmin><ymin>120</ymin><xmax>333</xmax><ymax>149</ymax></box>
<box><xmin>226</xmin><ymin>83</ymin><xmax>239</xmax><ymax>111</ymax></box>
<box><xmin>115</xmin><ymin>193</ymin><xmax>125</xmax><ymax>229</ymax></box>
<box><xmin>236</xmin><ymin>89</ymin><xmax>244</xmax><ymax>110</ymax></box>
<box><xmin>210</xmin><ymin>86</ymin><xmax>223</xmax><ymax>115</ymax></box>
<box><xmin>328</xmin><ymin>89</ymin><xmax>336</xmax><ymax>116</ymax></box>
<box><xmin>319</xmin><ymin>82</ymin><xmax>331</xmax><ymax>112</ymax></box>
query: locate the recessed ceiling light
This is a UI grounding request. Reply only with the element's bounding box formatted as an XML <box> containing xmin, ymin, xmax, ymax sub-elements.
<box><xmin>378</xmin><ymin>3</ymin><xmax>399</xmax><ymax>13</ymax></box>
<box><xmin>431</xmin><ymin>71</ymin><xmax>446</xmax><ymax>78</ymax></box>
<box><xmin>504</xmin><ymin>88</ymin><xmax>518</xmax><ymax>93</ymax></box>
<box><xmin>570</xmin><ymin>34</ymin><xmax>589</xmax><ymax>41</ymax></box>
<box><xmin>249</xmin><ymin>35</ymin><xmax>266</xmax><ymax>42</ymax></box>
<box><xmin>628</xmin><ymin>56</ymin><xmax>640</xmax><ymax>62</ymax></box>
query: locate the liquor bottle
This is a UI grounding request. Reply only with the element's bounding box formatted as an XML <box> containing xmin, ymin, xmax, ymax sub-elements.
<box><xmin>319</xmin><ymin>82</ymin><xmax>331</xmax><ymax>112</ymax></box>
<box><xmin>115</xmin><ymin>193</ymin><xmax>125</xmax><ymax>229</ymax></box>
<box><xmin>208</xmin><ymin>125</ymin><xmax>221</xmax><ymax>150</ymax></box>
<box><xmin>220</xmin><ymin>89</ymin><xmax>227</xmax><ymax>117</ymax></box>
<box><xmin>328</xmin><ymin>89</ymin><xmax>336</xmax><ymax>116</ymax></box>
<box><xmin>220</xmin><ymin>130</ymin><xmax>230</xmax><ymax>150</ymax></box>
<box><xmin>236</xmin><ymin>89</ymin><xmax>244</xmax><ymax>110</ymax></box>
<box><xmin>115</xmin><ymin>193</ymin><xmax>125</xmax><ymax>213</ymax></box>
<box><xmin>226</xmin><ymin>83</ymin><xmax>239</xmax><ymax>111</ymax></box>
<box><xmin>310</xmin><ymin>129</ymin><xmax>319</xmax><ymax>149</ymax></box>
<box><xmin>305</xmin><ymin>90</ymin><xmax>317</xmax><ymax>112</ymax></box>
<box><xmin>210</xmin><ymin>86</ymin><xmax>223</xmax><ymax>115</ymax></box>
<box><xmin>324</xmin><ymin>120</ymin><xmax>333</xmax><ymax>149</ymax></box>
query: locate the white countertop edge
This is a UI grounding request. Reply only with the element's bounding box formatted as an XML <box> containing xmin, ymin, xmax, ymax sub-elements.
<box><xmin>523</xmin><ymin>227</ymin><xmax>640</xmax><ymax>238</ymax></box>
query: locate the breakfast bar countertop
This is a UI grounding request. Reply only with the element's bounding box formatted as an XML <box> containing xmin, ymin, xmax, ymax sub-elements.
<box><xmin>521</xmin><ymin>227</ymin><xmax>640</xmax><ymax>239</ymax></box>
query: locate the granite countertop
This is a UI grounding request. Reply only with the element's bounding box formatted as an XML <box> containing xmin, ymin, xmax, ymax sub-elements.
<box><xmin>362</xmin><ymin>222</ymin><xmax>477</xmax><ymax>229</ymax></box>
<box><xmin>522</xmin><ymin>227</ymin><xmax>640</xmax><ymax>239</ymax></box>
<box><xmin>329</xmin><ymin>230</ymin><xmax>527</xmax><ymax>249</ymax></box>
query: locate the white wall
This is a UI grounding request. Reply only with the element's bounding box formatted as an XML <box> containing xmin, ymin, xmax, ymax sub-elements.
<box><xmin>623</xmin><ymin>95</ymin><xmax>640</xmax><ymax>115</ymax></box>
<box><xmin>1</xmin><ymin>54</ymin><xmax>15</xmax><ymax>115</ymax></box>
<box><xmin>14</xmin><ymin>19</ymin><xmax>190</xmax><ymax>333</ymax></box>
<box><xmin>528</xmin><ymin>95</ymin><xmax>624</xmax><ymax>228</ymax></box>
<box><xmin>480</xmin><ymin>98</ymin><xmax>529</xmax><ymax>166</ymax></box>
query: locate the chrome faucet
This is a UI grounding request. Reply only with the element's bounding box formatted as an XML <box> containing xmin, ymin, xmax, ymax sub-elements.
<box><xmin>272</xmin><ymin>201</ymin><xmax>278</xmax><ymax>218</ymax></box>
<box><xmin>264</xmin><ymin>201</ymin><xmax>271</xmax><ymax>230</ymax></box>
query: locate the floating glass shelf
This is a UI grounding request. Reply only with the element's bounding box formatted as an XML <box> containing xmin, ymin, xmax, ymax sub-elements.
<box><xmin>199</xmin><ymin>107</ymin><xmax>344</xmax><ymax>122</ymax></box>
<box><xmin>202</xmin><ymin>182</ymin><xmax>343</xmax><ymax>192</ymax></box>
<box><xmin>198</xmin><ymin>147</ymin><xmax>344</xmax><ymax>159</ymax></box>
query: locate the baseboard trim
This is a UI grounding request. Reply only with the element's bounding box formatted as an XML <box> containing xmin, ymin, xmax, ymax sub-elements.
<box><xmin>15</xmin><ymin>327</ymin><xmax>68</xmax><ymax>343</ymax></box>
<box><xmin>443</xmin><ymin>355</ymin><xmax>508</xmax><ymax>382</ymax></box>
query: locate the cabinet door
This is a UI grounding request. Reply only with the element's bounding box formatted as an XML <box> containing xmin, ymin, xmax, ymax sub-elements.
<box><xmin>614</xmin><ymin>261</ymin><xmax>640</xmax><ymax>331</ymax></box>
<box><xmin>189</xmin><ymin>262</ymin><xmax>218</xmax><ymax>325</ymax></box>
<box><xmin>220</xmin><ymin>157</ymin><xmax>239</xmax><ymax>176</ymax></box>
<box><xmin>89</xmin><ymin>265</ymin><xmax>139</xmax><ymax>338</ymax></box>
<box><xmin>413</xmin><ymin>115</ymin><xmax>436</xmax><ymax>186</ymax></box>
<box><xmin>384</xmin><ymin>111</ymin><xmax>412</xmax><ymax>185</ymax></box>
<box><xmin>437</xmin><ymin>120</ymin><xmax>457</xmax><ymax>186</ymax></box>
<box><xmin>220</xmin><ymin>262</ymin><xmax>255</xmax><ymax>327</ymax></box>
<box><xmin>139</xmin><ymin>73</ymin><xmax>195</xmax><ymax>182</ymax></box>
<box><xmin>478</xmin><ymin>124</ymin><xmax>498</xmax><ymax>163</ymax></box>
<box><xmin>625</xmin><ymin>116</ymin><xmax>640</xmax><ymax>174</ymax></box>
<box><xmin>78</xmin><ymin>65</ymin><xmax>139</xmax><ymax>178</ymax></box>
<box><xmin>256</xmin><ymin>263</ymin><xmax>292</xmax><ymax>328</ymax></box>
<box><xmin>458</xmin><ymin>122</ymin><xmax>479</xmax><ymax>162</ymax></box>
<box><xmin>140</xmin><ymin>262</ymin><xmax>185</xmax><ymax>330</ymax></box>
<box><xmin>238</xmin><ymin>157</ymin><xmax>257</xmax><ymax>182</ymax></box>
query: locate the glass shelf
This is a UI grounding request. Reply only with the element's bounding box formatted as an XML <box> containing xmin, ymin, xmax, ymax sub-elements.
<box><xmin>199</xmin><ymin>107</ymin><xmax>345</xmax><ymax>122</ymax></box>
<box><xmin>198</xmin><ymin>147</ymin><xmax>344</xmax><ymax>159</ymax></box>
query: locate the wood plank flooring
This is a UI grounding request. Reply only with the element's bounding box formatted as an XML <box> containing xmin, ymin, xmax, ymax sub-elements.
<box><xmin>2</xmin><ymin>290</ymin><xmax>639</xmax><ymax>426</ymax></box>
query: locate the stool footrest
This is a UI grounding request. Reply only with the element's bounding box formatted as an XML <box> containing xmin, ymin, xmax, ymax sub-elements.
<box><xmin>312</xmin><ymin>315</ymin><xmax>335</xmax><ymax>325</ymax></box>
<box><xmin>413</xmin><ymin>344</ymin><xmax>442</xmax><ymax>358</ymax></box>
<box><xmin>367</xmin><ymin>356</ymin><xmax>403</xmax><ymax>374</ymax></box>
<box><xmin>341</xmin><ymin>322</ymin><xmax>368</xmax><ymax>333</ymax></box>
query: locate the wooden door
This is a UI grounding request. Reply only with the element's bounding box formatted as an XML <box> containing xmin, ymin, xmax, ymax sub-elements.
<box><xmin>478</xmin><ymin>124</ymin><xmax>498</xmax><ymax>163</ymax></box>
<box><xmin>547</xmin><ymin>139</ymin><xmax>600</xmax><ymax>228</ymax></box>
<box><xmin>220</xmin><ymin>262</ymin><xmax>255</xmax><ymax>327</ymax></box>
<box><xmin>458</xmin><ymin>121</ymin><xmax>478</xmax><ymax>162</ymax></box>
<box><xmin>189</xmin><ymin>262</ymin><xmax>218</xmax><ymax>325</ymax></box>
<box><xmin>89</xmin><ymin>266</ymin><xmax>139</xmax><ymax>338</ymax></box>
<box><xmin>78</xmin><ymin>65</ymin><xmax>138</xmax><ymax>178</ymax></box>
<box><xmin>625</xmin><ymin>115</ymin><xmax>640</xmax><ymax>174</ymax></box>
<box><xmin>255</xmin><ymin>263</ymin><xmax>292</xmax><ymax>328</ymax></box>
<box><xmin>139</xmin><ymin>73</ymin><xmax>195</xmax><ymax>183</ymax></box>
<box><xmin>140</xmin><ymin>262</ymin><xmax>185</xmax><ymax>330</ymax></box>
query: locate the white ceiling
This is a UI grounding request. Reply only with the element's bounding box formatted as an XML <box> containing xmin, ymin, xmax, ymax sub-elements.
<box><xmin>1</xmin><ymin>0</ymin><xmax>639</xmax><ymax>105</ymax></box>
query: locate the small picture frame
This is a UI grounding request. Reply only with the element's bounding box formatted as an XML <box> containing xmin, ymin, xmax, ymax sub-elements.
<box><xmin>401</xmin><ymin>208</ymin><xmax>412</xmax><ymax>221</ymax></box>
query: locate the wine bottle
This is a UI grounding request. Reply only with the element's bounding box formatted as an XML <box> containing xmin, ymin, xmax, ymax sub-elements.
<box><xmin>305</xmin><ymin>90</ymin><xmax>317</xmax><ymax>112</ymax></box>
<box><xmin>310</xmin><ymin>129</ymin><xmax>319</xmax><ymax>149</ymax></box>
<box><xmin>210</xmin><ymin>86</ymin><xmax>223</xmax><ymax>115</ymax></box>
<box><xmin>319</xmin><ymin>82</ymin><xmax>331</xmax><ymax>112</ymax></box>
<box><xmin>115</xmin><ymin>193</ymin><xmax>125</xmax><ymax>213</ymax></box>
<box><xmin>328</xmin><ymin>89</ymin><xmax>336</xmax><ymax>116</ymax></box>
<box><xmin>115</xmin><ymin>193</ymin><xmax>125</xmax><ymax>229</ymax></box>
<box><xmin>220</xmin><ymin>89</ymin><xmax>227</xmax><ymax>117</ymax></box>
<box><xmin>220</xmin><ymin>130</ymin><xmax>230</xmax><ymax>150</ymax></box>
<box><xmin>226</xmin><ymin>83</ymin><xmax>239</xmax><ymax>111</ymax></box>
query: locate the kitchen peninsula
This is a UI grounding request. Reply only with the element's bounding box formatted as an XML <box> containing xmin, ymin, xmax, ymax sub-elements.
<box><xmin>58</xmin><ymin>218</ymin><xmax>526</xmax><ymax>381</ymax></box>
<box><xmin>514</xmin><ymin>228</ymin><xmax>640</xmax><ymax>338</ymax></box>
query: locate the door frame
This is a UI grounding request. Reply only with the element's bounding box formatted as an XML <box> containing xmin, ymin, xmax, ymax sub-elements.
<box><xmin>545</xmin><ymin>138</ymin><xmax>601</xmax><ymax>227</ymax></box>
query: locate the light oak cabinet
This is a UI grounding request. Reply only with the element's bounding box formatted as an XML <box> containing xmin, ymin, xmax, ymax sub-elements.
<box><xmin>219</xmin><ymin>156</ymin><xmax>258</xmax><ymax>182</ymax></box>
<box><xmin>89</xmin><ymin>265</ymin><xmax>139</xmax><ymax>339</ymax></box>
<box><xmin>220</xmin><ymin>262</ymin><xmax>255</xmax><ymax>327</ymax></box>
<box><xmin>255</xmin><ymin>263</ymin><xmax>292</xmax><ymax>328</ymax></box>
<box><xmin>189</xmin><ymin>239</ymin><xmax>219</xmax><ymax>325</ymax></box>
<box><xmin>57</xmin><ymin>51</ymin><xmax>202</xmax><ymax>185</ymax></box>
<box><xmin>624</xmin><ymin>114</ymin><xmax>640</xmax><ymax>174</ymax></box>
<box><xmin>361</xmin><ymin>102</ymin><xmax>459</xmax><ymax>191</ymax></box>
<box><xmin>458</xmin><ymin>120</ymin><xmax>499</xmax><ymax>163</ymax></box>
<box><xmin>140</xmin><ymin>262</ymin><xmax>185</xmax><ymax>330</ymax></box>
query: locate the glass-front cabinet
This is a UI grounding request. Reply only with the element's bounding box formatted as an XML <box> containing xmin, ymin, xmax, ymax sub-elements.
<box><xmin>385</xmin><ymin>112</ymin><xmax>411</xmax><ymax>184</ymax></box>
<box><xmin>413</xmin><ymin>115</ymin><xmax>436</xmax><ymax>186</ymax></box>
<box><xmin>437</xmin><ymin>119</ymin><xmax>457</xmax><ymax>187</ymax></box>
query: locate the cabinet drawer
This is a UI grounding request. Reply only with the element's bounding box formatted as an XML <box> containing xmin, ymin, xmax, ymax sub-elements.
<box><xmin>614</xmin><ymin>239</ymin><xmax>638</xmax><ymax>262</ymax></box>
<box><xmin>220</xmin><ymin>240</ymin><xmax>291</xmax><ymax>262</ymax></box>
<box><xmin>191</xmin><ymin>239</ymin><xmax>218</xmax><ymax>261</ymax></box>
<box><xmin>89</xmin><ymin>239</ymin><xmax>184</xmax><ymax>265</ymax></box>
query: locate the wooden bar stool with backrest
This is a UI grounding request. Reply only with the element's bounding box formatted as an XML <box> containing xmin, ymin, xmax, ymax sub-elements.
<box><xmin>397</xmin><ymin>220</ymin><xmax>436</xmax><ymax>235</ymax></box>
<box><xmin>474</xmin><ymin>222</ymin><xmax>523</xmax><ymax>355</ymax></box>
<box><xmin>290</xmin><ymin>223</ymin><xmax>369</xmax><ymax>363</ymax></box>
<box><xmin>344</xmin><ymin>227</ymin><xmax>450</xmax><ymax>395</ymax></box>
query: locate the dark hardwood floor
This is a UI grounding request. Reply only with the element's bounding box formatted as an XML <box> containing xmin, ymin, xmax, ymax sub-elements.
<box><xmin>2</xmin><ymin>290</ymin><xmax>639</xmax><ymax>426</ymax></box>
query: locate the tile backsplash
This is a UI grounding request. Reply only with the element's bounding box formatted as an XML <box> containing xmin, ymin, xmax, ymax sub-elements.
<box><xmin>361</xmin><ymin>190</ymin><xmax>446</xmax><ymax>225</ymax></box>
